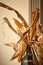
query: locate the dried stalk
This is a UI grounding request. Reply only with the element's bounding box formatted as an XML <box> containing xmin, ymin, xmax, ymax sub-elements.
<box><xmin>3</xmin><ymin>17</ymin><xmax>17</xmax><ymax>33</ymax></box>
<box><xmin>0</xmin><ymin>2</ymin><xmax>30</xmax><ymax>44</ymax></box>
<box><xmin>3</xmin><ymin>17</ymin><xmax>22</xmax><ymax>37</ymax></box>
<box><xmin>5</xmin><ymin>42</ymin><xmax>17</xmax><ymax>51</ymax></box>
<box><xmin>13</xmin><ymin>18</ymin><xmax>29</xmax><ymax>43</ymax></box>
<box><xmin>0</xmin><ymin>2</ymin><xmax>28</xmax><ymax>28</ymax></box>
<box><xmin>18</xmin><ymin>8</ymin><xmax>40</xmax><ymax>43</ymax></box>
<box><xmin>1</xmin><ymin>2</ymin><xmax>42</xmax><ymax>62</ymax></box>
<box><xmin>17</xmin><ymin>21</ymin><xmax>35</xmax><ymax>43</ymax></box>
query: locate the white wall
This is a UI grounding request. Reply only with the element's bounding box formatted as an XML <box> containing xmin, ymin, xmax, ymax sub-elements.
<box><xmin>0</xmin><ymin>0</ymin><xmax>29</xmax><ymax>65</ymax></box>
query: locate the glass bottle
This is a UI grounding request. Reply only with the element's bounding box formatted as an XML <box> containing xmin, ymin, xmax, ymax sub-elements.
<box><xmin>21</xmin><ymin>46</ymin><xmax>34</xmax><ymax>65</ymax></box>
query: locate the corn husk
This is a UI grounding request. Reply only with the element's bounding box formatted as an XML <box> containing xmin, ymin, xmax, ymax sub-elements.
<box><xmin>30</xmin><ymin>8</ymin><xmax>40</xmax><ymax>40</ymax></box>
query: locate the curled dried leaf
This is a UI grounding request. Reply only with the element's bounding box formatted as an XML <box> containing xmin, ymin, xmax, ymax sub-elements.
<box><xmin>30</xmin><ymin>8</ymin><xmax>40</xmax><ymax>40</ymax></box>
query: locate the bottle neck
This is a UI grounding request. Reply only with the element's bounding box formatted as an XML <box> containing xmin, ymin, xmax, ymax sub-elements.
<box><xmin>26</xmin><ymin>46</ymin><xmax>32</xmax><ymax>55</ymax></box>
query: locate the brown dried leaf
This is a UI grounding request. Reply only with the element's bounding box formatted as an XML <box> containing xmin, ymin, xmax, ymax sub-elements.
<box><xmin>5</xmin><ymin>40</ymin><xmax>27</xmax><ymax>62</ymax></box>
<box><xmin>17</xmin><ymin>55</ymin><xmax>22</xmax><ymax>62</ymax></box>
<box><xmin>3</xmin><ymin>17</ymin><xmax>22</xmax><ymax>37</ymax></box>
<box><xmin>3</xmin><ymin>17</ymin><xmax>17</xmax><ymax>33</ymax></box>
<box><xmin>10</xmin><ymin>51</ymin><xmax>19</xmax><ymax>61</ymax></box>
<box><xmin>13</xmin><ymin>18</ymin><xmax>23</xmax><ymax>29</ymax></box>
<box><xmin>30</xmin><ymin>8</ymin><xmax>40</xmax><ymax>40</ymax></box>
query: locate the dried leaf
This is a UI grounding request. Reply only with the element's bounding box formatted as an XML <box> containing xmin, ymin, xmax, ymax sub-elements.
<box><xmin>38</xmin><ymin>34</ymin><xmax>43</xmax><ymax>42</ymax></box>
<box><xmin>3</xmin><ymin>17</ymin><xmax>22</xmax><ymax>37</ymax></box>
<box><xmin>3</xmin><ymin>17</ymin><xmax>17</xmax><ymax>33</ymax></box>
<box><xmin>13</xmin><ymin>18</ymin><xmax>23</xmax><ymax>29</ymax></box>
<box><xmin>17</xmin><ymin>8</ymin><xmax>40</xmax><ymax>43</ymax></box>
<box><xmin>13</xmin><ymin>18</ymin><xmax>27</xmax><ymax>37</ymax></box>
<box><xmin>17</xmin><ymin>55</ymin><xmax>22</xmax><ymax>62</ymax></box>
<box><xmin>17</xmin><ymin>21</ymin><xmax>35</xmax><ymax>43</ymax></box>
<box><xmin>5</xmin><ymin>40</ymin><xmax>27</xmax><ymax>62</ymax></box>
<box><xmin>38</xmin><ymin>24</ymin><xmax>43</xmax><ymax>33</ymax></box>
<box><xmin>10</xmin><ymin>51</ymin><xmax>19</xmax><ymax>61</ymax></box>
<box><xmin>30</xmin><ymin>8</ymin><xmax>40</xmax><ymax>40</ymax></box>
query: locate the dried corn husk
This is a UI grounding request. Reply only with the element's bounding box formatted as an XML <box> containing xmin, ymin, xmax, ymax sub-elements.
<box><xmin>30</xmin><ymin>8</ymin><xmax>40</xmax><ymax>40</ymax></box>
<box><xmin>13</xmin><ymin>18</ymin><xmax>23</xmax><ymax>29</ymax></box>
<box><xmin>5</xmin><ymin>40</ymin><xmax>27</xmax><ymax>62</ymax></box>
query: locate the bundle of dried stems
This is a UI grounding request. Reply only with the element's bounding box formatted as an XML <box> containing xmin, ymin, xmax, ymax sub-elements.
<box><xmin>0</xmin><ymin>2</ymin><xmax>43</xmax><ymax>63</ymax></box>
